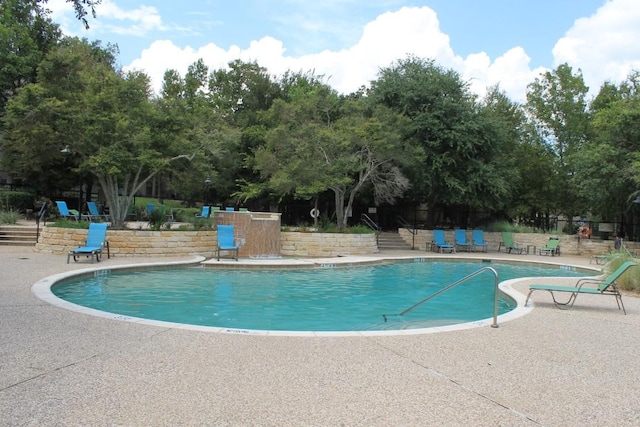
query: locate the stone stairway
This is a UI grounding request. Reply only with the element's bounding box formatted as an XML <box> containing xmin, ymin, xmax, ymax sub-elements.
<box><xmin>0</xmin><ymin>224</ymin><xmax>38</xmax><ymax>246</ymax></box>
<box><xmin>377</xmin><ymin>231</ymin><xmax>413</xmax><ymax>250</ymax></box>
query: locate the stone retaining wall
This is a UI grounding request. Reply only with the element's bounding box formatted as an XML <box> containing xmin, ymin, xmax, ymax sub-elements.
<box><xmin>280</xmin><ymin>232</ymin><xmax>378</xmax><ymax>257</ymax></box>
<box><xmin>399</xmin><ymin>228</ymin><xmax>639</xmax><ymax>256</ymax></box>
<box><xmin>36</xmin><ymin>227</ymin><xmax>217</xmax><ymax>258</ymax></box>
<box><xmin>36</xmin><ymin>227</ymin><xmax>379</xmax><ymax>258</ymax></box>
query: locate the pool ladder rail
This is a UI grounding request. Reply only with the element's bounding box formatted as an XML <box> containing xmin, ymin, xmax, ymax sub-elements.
<box><xmin>382</xmin><ymin>266</ymin><xmax>500</xmax><ymax>328</ymax></box>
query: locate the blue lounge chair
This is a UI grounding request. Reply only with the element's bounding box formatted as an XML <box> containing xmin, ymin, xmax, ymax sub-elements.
<box><xmin>225</xmin><ymin>207</ymin><xmax>235</xmax><ymax>212</ymax></box>
<box><xmin>525</xmin><ymin>261</ymin><xmax>637</xmax><ymax>314</ymax></box>
<box><xmin>196</xmin><ymin>206</ymin><xmax>211</xmax><ymax>218</ymax></box>
<box><xmin>67</xmin><ymin>223</ymin><xmax>109</xmax><ymax>263</ymax></box>
<box><xmin>217</xmin><ymin>224</ymin><xmax>239</xmax><ymax>261</ymax></box>
<box><xmin>472</xmin><ymin>229</ymin><xmax>488</xmax><ymax>252</ymax></box>
<box><xmin>431</xmin><ymin>229</ymin><xmax>455</xmax><ymax>253</ymax></box>
<box><xmin>146</xmin><ymin>203</ymin><xmax>155</xmax><ymax>217</ymax></box>
<box><xmin>454</xmin><ymin>229</ymin><xmax>471</xmax><ymax>252</ymax></box>
<box><xmin>56</xmin><ymin>200</ymin><xmax>84</xmax><ymax>221</ymax></box>
<box><xmin>86</xmin><ymin>201</ymin><xmax>109</xmax><ymax>222</ymax></box>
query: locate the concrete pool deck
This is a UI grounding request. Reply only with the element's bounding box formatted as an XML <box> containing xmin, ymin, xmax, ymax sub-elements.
<box><xmin>1</xmin><ymin>246</ymin><xmax>639</xmax><ymax>426</ymax></box>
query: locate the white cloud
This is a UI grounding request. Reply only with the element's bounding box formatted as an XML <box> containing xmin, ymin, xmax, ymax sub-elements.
<box><xmin>126</xmin><ymin>6</ymin><xmax>536</xmax><ymax>102</ymax></box>
<box><xmin>47</xmin><ymin>0</ymin><xmax>165</xmax><ymax>37</ymax></box>
<box><xmin>123</xmin><ymin>3</ymin><xmax>640</xmax><ymax>103</ymax></box>
<box><xmin>553</xmin><ymin>0</ymin><xmax>640</xmax><ymax>93</ymax></box>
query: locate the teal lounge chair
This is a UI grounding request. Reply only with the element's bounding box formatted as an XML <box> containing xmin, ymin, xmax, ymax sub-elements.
<box><xmin>196</xmin><ymin>206</ymin><xmax>211</xmax><ymax>219</ymax></box>
<box><xmin>217</xmin><ymin>224</ymin><xmax>239</xmax><ymax>261</ymax></box>
<box><xmin>86</xmin><ymin>201</ymin><xmax>109</xmax><ymax>222</ymax></box>
<box><xmin>538</xmin><ymin>238</ymin><xmax>560</xmax><ymax>256</ymax></box>
<box><xmin>500</xmin><ymin>232</ymin><xmax>524</xmax><ymax>254</ymax></box>
<box><xmin>67</xmin><ymin>222</ymin><xmax>109</xmax><ymax>263</ymax></box>
<box><xmin>472</xmin><ymin>229</ymin><xmax>488</xmax><ymax>252</ymax></box>
<box><xmin>431</xmin><ymin>229</ymin><xmax>455</xmax><ymax>253</ymax></box>
<box><xmin>56</xmin><ymin>200</ymin><xmax>81</xmax><ymax>221</ymax></box>
<box><xmin>590</xmin><ymin>251</ymin><xmax>623</xmax><ymax>265</ymax></box>
<box><xmin>525</xmin><ymin>261</ymin><xmax>637</xmax><ymax>314</ymax></box>
<box><xmin>454</xmin><ymin>229</ymin><xmax>471</xmax><ymax>252</ymax></box>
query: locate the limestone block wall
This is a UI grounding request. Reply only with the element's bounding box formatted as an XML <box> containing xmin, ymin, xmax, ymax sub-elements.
<box><xmin>36</xmin><ymin>227</ymin><xmax>217</xmax><ymax>257</ymax></box>
<box><xmin>281</xmin><ymin>232</ymin><xmax>378</xmax><ymax>257</ymax></box>
<box><xmin>400</xmin><ymin>228</ymin><xmax>639</xmax><ymax>256</ymax></box>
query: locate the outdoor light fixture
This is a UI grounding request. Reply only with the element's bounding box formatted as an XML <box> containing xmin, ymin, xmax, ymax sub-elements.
<box><xmin>204</xmin><ymin>177</ymin><xmax>211</xmax><ymax>205</ymax></box>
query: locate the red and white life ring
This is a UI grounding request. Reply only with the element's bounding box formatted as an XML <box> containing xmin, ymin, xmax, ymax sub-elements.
<box><xmin>578</xmin><ymin>226</ymin><xmax>591</xmax><ymax>239</ymax></box>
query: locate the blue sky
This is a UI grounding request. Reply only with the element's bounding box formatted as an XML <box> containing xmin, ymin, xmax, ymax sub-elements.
<box><xmin>49</xmin><ymin>0</ymin><xmax>640</xmax><ymax>101</ymax></box>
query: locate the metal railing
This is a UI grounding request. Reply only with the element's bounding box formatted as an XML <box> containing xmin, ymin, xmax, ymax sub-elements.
<box><xmin>361</xmin><ymin>213</ymin><xmax>381</xmax><ymax>246</ymax></box>
<box><xmin>383</xmin><ymin>266</ymin><xmax>500</xmax><ymax>328</ymax></box>
<box><xmin>396</xmin><ymin>215</ymin><xmax>417</xmax><ymax>249</ymax></box>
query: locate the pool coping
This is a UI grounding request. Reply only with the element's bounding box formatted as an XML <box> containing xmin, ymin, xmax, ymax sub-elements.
<box><xmin>31</xmin><ymin>254</ymin><xmax>602</xmax><ymax>337</ymax></box>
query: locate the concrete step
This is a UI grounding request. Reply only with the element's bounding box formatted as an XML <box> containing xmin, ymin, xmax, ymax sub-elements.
<box><xmin>0</xmin><ymin>225</ymin><xmax>38</xmax><ymax>246</ymax></box>
<box><xmin>378</xmin><ymin>231</ymin><xmax>412</xmax><ymax>250</ymax></box>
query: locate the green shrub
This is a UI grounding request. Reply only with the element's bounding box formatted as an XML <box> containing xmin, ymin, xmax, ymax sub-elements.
<box><xmin>346</xmin><ymin>225</ymin><xmax>376</xmax><ymax>234</ymax></box>
<box><xmin>147</xmin><ymin>208</ymin><xmax>166</xmax><ymax>231</ymax></box>
<box><xmin>193</xmin><ymin>217</ymin><xmax>214</xmax><ymax>230</ymax></box>
<box><xmin>49</xmin><ymin>219</ymin><xmax>90</xmax><ymax>229</ymax></box>
<box><xmin>0</xmin><ymin>209</ymin><xmax>20</xmax><ymax>224</ymax></box>
<box><xmin>485</xmin><ymin>221</ymin><xmax>536</xmax><ymax>233</ymax></box>
<box><xmin>0</xmin><ymin>191</ymin><xmax>35</xmax><ymax>212</ymax></box>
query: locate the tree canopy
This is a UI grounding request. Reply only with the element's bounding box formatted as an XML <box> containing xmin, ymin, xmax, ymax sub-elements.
<box><xmin>2</xmin><ymin>1</ymin><xmax>640</xmax><ymax>235</ymax></box>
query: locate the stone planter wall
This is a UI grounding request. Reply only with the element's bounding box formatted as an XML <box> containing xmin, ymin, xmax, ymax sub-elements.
<box><xmin>37</xmin><ymin>227</ymin><xmax>378</xmax><ymax>258</ymax></box>
<box><xmin>399</xmin><ymin>228</ymin><xmax>639</xmax><ymax>256</ymax></box>
<box><xmin>280</xmin><ymin>232</ymin><xmax>378</xmax><ymax>257</ymax></box>
<box><xmin>37</xmin><ymin>227</ymin><xmax>217</xmax><ymax>258</ymax></box>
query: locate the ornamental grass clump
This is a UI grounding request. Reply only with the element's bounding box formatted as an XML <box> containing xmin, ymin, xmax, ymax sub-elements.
<box><xmin>606</xmin><ymin>255</ymin><xmax>640</xmax><ymax>292</ymax></box>
<box><xmin>0</xmin><ymin>209</ymin><xmax>20</xmax><ymax>224</ymax></box>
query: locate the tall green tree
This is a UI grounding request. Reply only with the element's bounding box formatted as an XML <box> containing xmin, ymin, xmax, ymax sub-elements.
<box><xmin>525</xmin><ymin>63</ymin><xmax>590</xmax><ymax>220</ymax></box>
<box><xmin>574</xmin><ymin>72</ymin><xmax>640</xmax><ymax>236</ymax></box>
<box><xmin>157</xmin><ymin>60</ymin><xmax>240</xmax><ymax>205</ymax></box>
<box><xmin>242</xmin><ymin>77</ymin><xmax>410</xmax><ymax>227</ymax></box>
<box><xmin>0</xmin><ymin>0</ymin><xmax>61</xmax><ymax>119</ymax></box>
<box><xmin>369</xmin><ymin>56</ymin><xmax>510</xmax><ymax>226</ymax></box>
<box><xmin>3</xmin><ymin>38</ymin><xmax>202</xmax><ymax>228</ymax></box>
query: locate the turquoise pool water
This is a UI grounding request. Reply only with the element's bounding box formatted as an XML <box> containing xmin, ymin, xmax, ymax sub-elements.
<box><xmin>52</xmin><ymin>261</ymin><xmax>589</xmax><ymax>332</ymax></box>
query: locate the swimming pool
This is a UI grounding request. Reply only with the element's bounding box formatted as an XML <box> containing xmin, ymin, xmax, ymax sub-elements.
<box><xmin>50</xmin><ymin>260</ymin><xmax>591</xmax><ymax>334</ymax></box>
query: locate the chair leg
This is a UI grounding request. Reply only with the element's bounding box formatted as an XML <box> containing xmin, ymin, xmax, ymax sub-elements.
<box><xmin>524</xmin><ymin>289</ymin><xmax>534</xmax><ymax>306</ymax></box>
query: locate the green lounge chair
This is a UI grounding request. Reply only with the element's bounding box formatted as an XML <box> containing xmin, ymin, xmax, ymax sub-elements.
<box><xmin>525</xmin><ymin>261</ymin><xmax>637</xmax><ymax>314</ymax></box>
<box><xmin>67</xmin><ymin>222</ymin><xmax>109</xmax><ymax>264</ymax></box>
<box><xmin>538</xmin><ymin>238</ymin><xmax>560</xmax><ymax>256</ymax></box>
<box><xmin>590</xmin><ymin>251</ymin><xmax>622</xmax><ymax>265</ymax></box>
<box><xmin>500</xmin><ymin>232</ymin><xmax>523</xmax><ymax>254</ymax></box>
<box><xmin>217</xmin><ymin>224</ymin><xmax>239</xmax><ymax>261</ymax></box>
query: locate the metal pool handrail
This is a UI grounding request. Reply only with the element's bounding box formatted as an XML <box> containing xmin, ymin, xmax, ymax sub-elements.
<box><xmin>383</xmin><ymin>266</ymin><xmax>500</xmax><ymax>328</ymax></box>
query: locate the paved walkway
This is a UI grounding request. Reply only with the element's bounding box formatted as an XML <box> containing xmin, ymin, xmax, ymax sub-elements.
<box><xmin>1</xmin><ymin>246</ymin><xmax>639</xmax><ymax>426</ymax></box>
